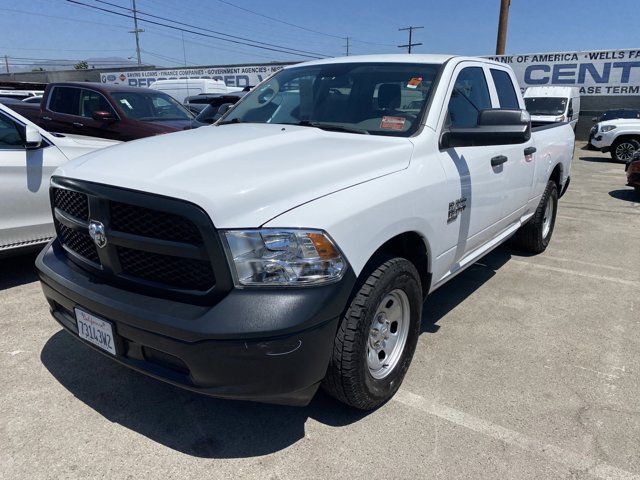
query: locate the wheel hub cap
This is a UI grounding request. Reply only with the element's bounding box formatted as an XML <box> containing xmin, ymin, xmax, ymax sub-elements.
<box><xmin>367</xmin><ymin>289</ymin><xmax>411</xmax><ymax>379</ymax></box>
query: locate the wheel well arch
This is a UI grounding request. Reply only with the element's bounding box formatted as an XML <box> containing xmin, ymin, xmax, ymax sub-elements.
<box><xmin>611</xmin><ymin>134</ymin><xmax>640</xmax><ymax>146</ymax></box>
<box><xmin>366</xmin><ymin>231</ymin><xmax>431</xmax><ymax>298</ymax></box>
<box><xmin>550</xmin><ymin>163</ymin><xmax>563</xmax><ymax>190</ymax></box>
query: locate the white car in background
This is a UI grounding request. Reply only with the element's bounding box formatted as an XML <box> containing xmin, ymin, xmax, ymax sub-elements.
<box><xmin>590</xmin><ymin>118</ymin><xmax>640</xmax><ymax>162</ymax></box>
<box><xmin>0</xmin><ymin>104</ymin><xmax>120</xmax><ymax>256</ymax></box>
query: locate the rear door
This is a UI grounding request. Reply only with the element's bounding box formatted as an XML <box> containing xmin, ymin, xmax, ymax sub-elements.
<box><xmin>0</xmin><ymin>109</ymin><xmax>67</xmax><ymax>249</ymax></box>
<box><xmin>488</xmin><ymin>67</ymin><xmax>536</xmax><ymax>225</ymax></box>
<box><xmin>436</xmin><ymin>62</ymin><xmax>508</xmax><ymax>260</ymax></box>
<box><xmin>43</xmin><ymin>85</ymin><xmax>82</xmax><ymax>134</ymax></box>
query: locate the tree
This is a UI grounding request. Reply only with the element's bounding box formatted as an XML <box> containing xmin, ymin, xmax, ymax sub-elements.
<box><xmin>74</xmin><ymin>60</ymin><xmax>89</xmax><ymax>70</ymax></box>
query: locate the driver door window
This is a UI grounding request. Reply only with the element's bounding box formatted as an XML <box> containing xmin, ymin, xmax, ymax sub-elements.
<box><xmin>79</xmin><ymin>89</ymin><xmax>114</xmax><ymax>118</ymax></box>
<box><xmin>447</xmin><ymin>67</ymin><xmax>491</xmax><ymax>128</ymax></box>
<box><xmin>0</xmin><ymin>114</ymin><xmax>24</xmax><ymax>149</ymax></box>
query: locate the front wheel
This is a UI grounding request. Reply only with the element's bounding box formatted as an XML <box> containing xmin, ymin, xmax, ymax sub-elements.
<box><xmin>322</xmin><ymin>257</ymin><xmax>422</xmax><ymax>410</ymax></box>
<box><xmin>514</xmin><ymin>180</ymin><xmax>558</xmax><ymax>254</ymax></box>
<box><xmin>611</xmin><ymin>139</ymin><xmax>639</xmax><ymax>162</ymax></box>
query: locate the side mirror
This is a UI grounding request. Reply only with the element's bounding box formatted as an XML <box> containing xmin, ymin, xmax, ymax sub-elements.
<box><xmin>442</xmin><ymin>109</ymin><xmax>531</xmax><ymax>148</ymax></box>
<box><xmin>217</xmin><ymin>103</ymin><xmax>234</xmax><ymax>116</ymax></box>
<box><xmin>568</xmin><ymin>109</ymin><xmax>574</xmax><ymax>118</ymax></box>
<box><xmin>24</xmin><ymin>125</ymin><xmax>42</xmax><ymax>149</ymax></box>
<box><xmin>592</xmin><ymin>117</ymin><xmax>598</xmax><ymax>122</ymax></box>
<box><xmin>92</xmin><ymin>110</ymin><xmax>116</xmax><ymax>123</ymax></box>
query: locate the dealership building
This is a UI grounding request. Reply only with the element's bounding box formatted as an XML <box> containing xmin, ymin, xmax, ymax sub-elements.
<box><xmin>1</xmin><ymin>48</ymin><xmax>639</xmax><ymax>140</ymax></box>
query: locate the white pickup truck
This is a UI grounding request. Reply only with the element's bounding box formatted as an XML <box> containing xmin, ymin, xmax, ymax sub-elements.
<box><xmin>36</xmin><ymin>55</ymin><xmax>574</xmax><ymax>409</ymax></box>
<box><xmin>0</xmin><ymin>104</ymin><xmax>119</xmax><ymax>256</ymax></box>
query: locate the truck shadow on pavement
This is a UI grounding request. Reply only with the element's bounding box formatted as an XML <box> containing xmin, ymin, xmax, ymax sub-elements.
<box><xmin>0</xmin><ymin>251</ymin><xmax>40</xmax><ymax>290</ymax></box>
<box><xmin>40</xmin><ymin>247</ymin><xmax>516</xmax><ymax>459</ymax></box>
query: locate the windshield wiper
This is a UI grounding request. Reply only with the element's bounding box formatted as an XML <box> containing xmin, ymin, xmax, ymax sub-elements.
<box><xmin>217</xmin><ymin>118</ymin><xmax>242</xmax><ymax>125</ymax></box>
<box><xmin>293</xmin><ymin>120</ymin><xmax>369</xmax><ymax>135</ymax></box>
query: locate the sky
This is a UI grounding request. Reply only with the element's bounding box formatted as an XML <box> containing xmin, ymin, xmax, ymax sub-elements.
<box><xmin>1</xmin><ymin>0</ymin><xmax>639</xmax><ymax>70</ymax></box>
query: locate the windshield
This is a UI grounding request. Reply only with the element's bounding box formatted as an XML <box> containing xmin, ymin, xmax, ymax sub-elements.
<box><xmin>112</xmin><ymin>91</ymin><xmax>193</xmax><ymax>121</ymax></box>
<box><xmin>525</xmin><ymin>97</ymin><xmax>567</xmax><ymax>116</ymax></box>
<box><xmin>220</xmin><ymin>62</ymin><xmax>441</xmax><ymax>136</ymax></box>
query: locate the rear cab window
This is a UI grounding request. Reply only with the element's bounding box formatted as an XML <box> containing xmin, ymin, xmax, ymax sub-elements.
<box><xmin>490</xmin><ymin>69</ymin><xmax>520</xmax><ymax>109</ymax></box>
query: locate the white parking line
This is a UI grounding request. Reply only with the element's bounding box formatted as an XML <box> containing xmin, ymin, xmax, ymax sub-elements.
<box><xmin>509</xmin><ymin>260</ymin><xmax>640</xmax><ymax>287</ymax></box>
<box><xmin>539</xmin><ymin>254</ymin><xmax>630</xmax><ymax>273</ymax></box>
<box><xmin>394</xmin><ymin>389</ymin><xmax>640</xmax><ymax>480</ymax></box>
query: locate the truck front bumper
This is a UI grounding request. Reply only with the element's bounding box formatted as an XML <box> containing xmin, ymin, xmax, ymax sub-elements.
<box><xmin>37</xmin><ymin>241</ymin><xmax>356</xmax><ymax>406</ymax></box>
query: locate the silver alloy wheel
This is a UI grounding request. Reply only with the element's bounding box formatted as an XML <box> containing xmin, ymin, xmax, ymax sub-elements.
<box><xmin>542</xmin><ymin>194</ymin><xmax>554</xmax><ymax>239</ymax></box>
<box><xmin>615</xmin><ymin>142</ymin><xmax>636</xmax><ymax>161</ymax></box>
<box><xmin>367</xmin><ymin>289</ymin><xmax>411</xmax><ymax>379</ymax></box>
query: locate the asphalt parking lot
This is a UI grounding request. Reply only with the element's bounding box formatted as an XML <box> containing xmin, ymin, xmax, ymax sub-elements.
<box><xmin>1</xmin><ymin>141</ymin><xmax>639</xmax><ymax>480</ymax></box>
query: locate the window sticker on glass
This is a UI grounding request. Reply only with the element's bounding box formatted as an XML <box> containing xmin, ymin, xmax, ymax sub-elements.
<box><xmin>119</xmin><ymin>98</ymin><xmax>133</xmax><ymax>109</ymax></box>
<box><xmin>381</xmin><ymin>116</ymin><xmax>406</xmax><ymax>130</ymax></box>
<box><xmin>407</xmin><ymin>77</ymin><xmax>422</xmax><ymax>89</ymax></box>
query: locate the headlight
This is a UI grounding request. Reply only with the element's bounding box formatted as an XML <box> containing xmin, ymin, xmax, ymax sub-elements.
<box><xmin>224</xmin><ymin>229</ymin><xmax>346</xmax><ymax>286</ymax></box>
<box><xmin>601</xmin><ymin>125</ymin><xmax>616</xmax><ymax>132</ymax></box>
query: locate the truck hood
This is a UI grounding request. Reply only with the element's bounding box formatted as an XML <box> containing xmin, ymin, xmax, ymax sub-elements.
<box><xmin>55</xmin><ymin>123</ymin><xmax>414</xmax><ymax>227</ymax></box>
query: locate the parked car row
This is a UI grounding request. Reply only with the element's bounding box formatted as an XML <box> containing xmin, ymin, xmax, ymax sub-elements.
<box><xmin>8</xmin><ymin>82</ymin><xmax>196</xmax><ymax>141</ymax></box>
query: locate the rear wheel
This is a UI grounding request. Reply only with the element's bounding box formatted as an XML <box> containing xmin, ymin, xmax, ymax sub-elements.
<box><xmin>322</xmin><ymin>257</ymin><xmax>422</xmax><ymax>410</ymax></box>
<box><xmin>514</xmin><ymin>180</ymin><xmax>558</xmax><ymax>254</ymax></box>
<box><xmin>611</xmin><ymin>139</ymin><xmax>639</xmax><ymax>162</ymax></box>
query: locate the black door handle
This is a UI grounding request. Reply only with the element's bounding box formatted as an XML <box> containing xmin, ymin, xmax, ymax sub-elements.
<box><xmin>491</xmin><ymin>155</ymin><xmax>508</xmax><ymax>167</ymax></box>
<box><xmin>524</xmin><ymin>146</ymin><xmax>537</xmax><ymax>156</ymax></box>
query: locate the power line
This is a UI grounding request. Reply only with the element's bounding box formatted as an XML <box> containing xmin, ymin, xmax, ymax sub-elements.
<box><xmin>214</xmin><ymin>0</ymin><xmax>397</xmax><ymax>47</ymax></box>
<box><xmin>398</xmin><ymin>26</ymin><xmax>423</xmax><ymax>54</ymax></box>
<box><xmin>91</xmin><ymin>0</ymin><xmax>327</xmax><ymax>58</ymax></box>
<box><xmin>71</xmin><ymin>0</ymin><xmax>328</xmax><ymax>59</ymax></box>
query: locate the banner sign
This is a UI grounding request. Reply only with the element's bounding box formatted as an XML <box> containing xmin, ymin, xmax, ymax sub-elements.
<box><xmin>485</xmin><ymin>49</ymin><xmax>640</xmax><ymax>95</ymax></box>
<box><xmin>100</xmin><ymin>63</ymin><xmax>291</xmax><ymax>88</ymax></box>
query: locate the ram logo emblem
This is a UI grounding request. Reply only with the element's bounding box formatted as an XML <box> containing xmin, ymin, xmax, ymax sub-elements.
<box><xmin>88</xmin><ymin>221</ymin><xmax>107</xmax><ymax>249</ymax></box>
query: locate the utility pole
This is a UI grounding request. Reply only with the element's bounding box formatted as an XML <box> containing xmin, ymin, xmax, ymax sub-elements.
<box><xmin>344</xmin><ymin>37</ymin><xmax>350</xmax><ymax>56</ymax></box>
<box><xmin>4</xmin><ymin>55</ymin><xmax>9</xmax><ymax>74</ymax></box>
<box><xmin>495</xmin><ymin>0</ymin><xmax>510</xmax><ymax>55</ymax></box>
<box><xmin>129</xmin><ymin>0</ymin><xmax>143</xmax><ymax>65</ymax></box>
<box><xmin>398</xmin><ymin>26</ymin><xmax>423</xmax><ymax>54</ymax></box>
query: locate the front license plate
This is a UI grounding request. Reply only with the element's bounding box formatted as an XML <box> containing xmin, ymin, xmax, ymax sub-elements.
<box><xmin>75</xmin><ymin>308</ymin><xmax>117</xmax><ymax>356</ymax></box>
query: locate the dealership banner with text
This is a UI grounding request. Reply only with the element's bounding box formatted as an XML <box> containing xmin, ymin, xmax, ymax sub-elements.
<box><xmin>485</xmin><ymin>49</ymin><xmax>640</xmax><ymax>95</ymax></box>
<box><xmin>100</xmin><ymin>63</ymin><xmax>291</xmax><ymax>88</ymax></box>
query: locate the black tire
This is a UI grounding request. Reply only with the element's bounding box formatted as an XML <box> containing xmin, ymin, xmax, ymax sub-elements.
<box><xmin>514</xmin><ymin>180</ymin><xmax>558</xmax><ymax>254</ymax></box>
<box><xmin>322</xmin><ymin>257</ymin><xmax>422</xmax><ymax>410</ymax></box>
<box><xmin>611</xmin><ymin>139</ymin><xmax>640</xmax><ymax>162</ymax></box>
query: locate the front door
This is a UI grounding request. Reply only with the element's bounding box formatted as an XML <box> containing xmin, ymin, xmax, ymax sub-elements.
<box><xmin>437</xmin><ymin>64</ymin><xmax>508</xmax><ymax>261</ymax></box>
<box><xmin>0</xmin><ymin>110</ymin><xmax>67</xmax><ymax>248</ymax></box>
